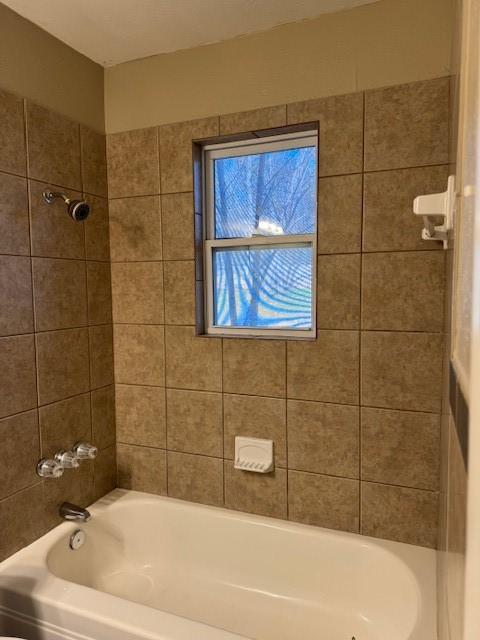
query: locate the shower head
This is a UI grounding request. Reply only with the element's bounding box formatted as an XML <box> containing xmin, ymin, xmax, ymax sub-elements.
<box><xmin>42</xmin><ymin>190</ymin><xmax>90</xmax><ymax>222</ymax></box>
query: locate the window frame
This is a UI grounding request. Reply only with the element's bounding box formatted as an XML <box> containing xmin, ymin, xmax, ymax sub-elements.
<box><xmin>202</xmin><ymin>129</ymin><xmax>318</xmax><ymax>338</ymax></box>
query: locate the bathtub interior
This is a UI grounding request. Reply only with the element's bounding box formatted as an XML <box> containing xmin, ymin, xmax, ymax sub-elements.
<box><xmin>43</xmin><ymin>491</ymin><xmax>434</xmax><ymax>640</ymax></box>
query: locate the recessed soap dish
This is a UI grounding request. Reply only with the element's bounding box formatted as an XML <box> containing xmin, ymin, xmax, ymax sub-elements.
<box><xmin>234</xmin><ymin>436</ymin><xmax>274</xmax><ymax>473</ymax></box>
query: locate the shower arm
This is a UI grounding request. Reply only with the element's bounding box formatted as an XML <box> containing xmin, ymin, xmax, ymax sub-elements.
<box><xmin>43</xmin><ymin>190</ymin><xmax>71</xmax><ymax>205</ymax></box>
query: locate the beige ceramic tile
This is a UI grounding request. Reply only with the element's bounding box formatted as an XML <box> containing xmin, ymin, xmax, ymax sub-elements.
<box><xmin>447</xmin><ymin>424</ymin><xmax>467</xmax><ymax>551</ymax></box>
<box><xmin>165</xmin><ymin>326</ymin><xmax>221</xmax><ymax>391</ymax></box>
<box><xmin>445</xmin><ymin>428</ymin><xmax>466</xmax><ymax>639</ymax></box>
<box><xmin>287</xmin><ymin>92</ymin><xmax>363</xmax><ymax>176</ymax></box>
<box><xmin>39</xmin><ymin>393</ymin><xmax>91</xmax><ymax>457</ymax></box>
<box><xmin>317</xmin><ymin>174</ymin><xmax>362</xmax><ymax>254</ymax></box>
<box><xmin>317</xmin><ymin>254</ymin><xmax>360</xmax><ymax>329</ymax></box>
<box><xmin>363</xmin><ymin>166</ymin><xmax>450</xmax><ymax>253</ymax></box>
<box><xmin>0</xmin><ymin>483</ymin><xmax>46</xmax><ymax>562</ymax></box>
<box><xmin>0</xmin><ymin>173</ymin><xmax>29</xmax><ymax>255</ymax></box>
<box><xmin>94</xmin><ymin>445</ymin><xmax>116</xmax><ymax>500</ymax></box>
<box><xmin>43</xmin><ymin>459</ymin><xmax>94</xmax><ymax>527</ymax></box>
<box><xmin>224</xmin><ymin>394</ymin><xmax>286</xmax><ymax>466</ymax></box>
<box><xmin>365</xmin><ymin>78</ymin><xmax>449</xmax><ymax>171</ymax></box>
<box><xmin>89</xmin><ymin>324</ymin><xmax>114</xmax><ymax>389</ymax></box>
<box><xmin>288</xmin><ymin>470</ymin><xmax>359</xmax><ymax>532</ymax></box>
<box><xmin>287</xmin><ymin>330</ymin><xmax>359</xmax><ymax>404</ymax></box>
<box><xmin>91</xmin><ymin>385</ymin><xmax>116</xmax><ymax>450</ymax></box>
<box><xmin>116</xmin><ymin>384</ymin><xmax>166</xmax><ymax>448</ymax></box>
<box><xmin>114</xmin><ymin>324</ymin><xmax>164</xmax><ymax>386</ymax></box>
<box><xmin>36</xmin><ymin>328</ymin><xmax>89</xmax><ymax>405</ymax></box>
<box><xmin>361</xmin><ymin>331</ymin><xmax>443</xmax><ymax>413</ymax></box>
<box><xmin>111</xmin><ymin>262</ymin><xmax>164</xmax><ymax>324</ymax></box>
<box><xmin>161</xmin><ymin>192</ymin><xmax>195</xmax><ymax>261</ymax></box>
<box><xmin>0</xmin><ymin>88</ymin><xmax>26</xmax><ymax>176</ymax></box>
<box><xmin>32</xmin><ymin>258</ymin><xmax>87</xmax><ymax>331</ymax></box>
<box><xmin>223</xmin><ymin>338</ymin><xmax>286</xmax><ymax>398</ymax></box>
<box><xmin>26</xmin><ymin>101</ymin><xmax>81</xmax><ymax>190</ymax></box>
<box><xmin>0</xmin><ymin>255</ymin><xmax>33</xmax><ymax>336</ymax></box>
<box><xmin>29</xmin><ymin>180</ymin><xmax>85</xmax><ymax>259</ymax></box>
<box><xmin>361</xmin><ymin>481</ymin><xmax>438</xmax><ymax>548</ymax></box>
<box><xmin>224</xmin><ymin>463</ymin><xmax>287</xmax><ymax>518</ymax></box>
<box><xmin>109</xmin><ymin>195</ymin><xmax>162</xmax><ymax>261</ymax></box>
<box><xmin>84</xmin><ymin>196</ymin><xmax>110</xmax><ymax>261</ymax></box>
<box><xmin>168</xmin><ymin>451</ymin><xmax>224</xmax><ymax>506</ymax></box>
<box><xmin>0</xmin><ymin>335</ymin><xmax>37</xmax><ymax>418</ymax></box>
<box><xmin>362</xmin><ymin>251</ymin><xmax>445</xmax><ymax>331</ymax></box>
<box><xmin>164</xmin><ymin>261</ymin><xmax>195</xmax><ymax>325</ymax></box>
<box><xmin>107</xmin><ymin>127</ymin><xmax>159</xmax><ymax>198</ymax></box>
<box><xmin>159</xmin><ymin>117</ymin><xmax>219</xmax><ymax>193</ymax></box>
<box><xmin>219</xmin><ymin>106</ymin><xmax>286</xmax><ymax>135</ymax></box>
<box><xmin>80</xmin><ymin>126</ymin><xmax>107</xmax><ymax>197</ymax></box>
<box><xmin>167</xmin><ymin>389</ymin><xmax>223</xmax><ymax>457</ymax></box>
<box><xmin>288</xmin><ymin>400</ymin><xmax>359</xmax><ymax>478</ymax></box>
<box><xmin>361</xmin><ymin>407</ymin><xmax>440</xmax><ymax>491</ymax></box>
<box><xmin>87</xmin><ymin>261</ymin><xmax>113</xmax><ymax>325</ymax></box>
<box><xmin>439</xmin><ymin>411</ymin><xmax>451</xmax><ymax>499</ymax></box>
<box><xmin>117</xmin><ymin>443</ymin><xmax>167</xmax><ymax>495</ymax></box>
<box><xmin>0</xmin><ymin>410</ymin><xmax>39</xmax><ymax>500</ymax></box>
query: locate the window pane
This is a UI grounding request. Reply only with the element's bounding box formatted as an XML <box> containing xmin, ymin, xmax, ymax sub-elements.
<box><xmin>214</xmin><ymin>146</ymin><xmax>317</xmax><ymax>239</ymax></box>
<box><xmin>212</xmin><ymin>245</ymin><xmax>313</xmax><ymax>329</ymax></box>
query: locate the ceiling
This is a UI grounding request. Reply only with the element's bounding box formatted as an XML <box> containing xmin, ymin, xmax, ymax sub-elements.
<box><xmin>2</xmin><ymin>0</ymin><xmax>379</xmax><ymax>67</ymax></box>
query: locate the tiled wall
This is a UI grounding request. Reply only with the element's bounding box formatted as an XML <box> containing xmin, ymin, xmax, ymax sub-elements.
<box><xmin>437</xmin><ymin>29</ymin><xmax>468</xmax><ymax>636</ymax></box>
<box><xmin>108</xmin><ymin>76</ymin><xmax>450</xmax><ymax>548</ymax></box>
<box><xmin>437</xmin><ymin>364</ymin><xmax>468</xmax><ymax>640</ymax></box>
<box><xmin>0</xmin><ymin>87</ymin><xmax>116</xmax><ymax>562</ymax></box>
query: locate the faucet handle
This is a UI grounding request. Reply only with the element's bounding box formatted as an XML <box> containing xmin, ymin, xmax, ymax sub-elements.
<box><xmin>37</xmin><ymin>458</ymin><xmax>64</xmax><ymax>478</ymax></box>
<box><xmin>73</xmin><ymin>442</ymin><xmax>98</xmax><ymax>460</ymax></box>
<box><xmin>55</xmin><ymin>450</ymin><xmax>80</xmax><ymax>468</ymax></box>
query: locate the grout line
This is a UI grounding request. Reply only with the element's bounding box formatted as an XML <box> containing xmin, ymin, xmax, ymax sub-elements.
<box><xmin>108</xmin><ymin>191</ymin><xmax>163</xmax><ymax>201</ymax></box>
<box><xmin>23</xmin><ymin>102</ymin><xmax>42</xmax><ymax>458</ymax></box>
<box><xmin>0</xmin><ymin>323</ymin><xmax>113</xmax><ymax>340</ymax></box>
<box><xmin>107</xmin><ymin>247</ymin><xmax>446</xmax><ymax>263</ymax></box>
<box><xmin>359</xmin><ymin>89</ymin><xmax>366</xmax><ymax>533</ymax></box>
<box><xmin>110</xmin><ymin>382</ymin><xmax>444</xmax><ymax>415</ymax></box>
<box><xmin>26</xmin><ymin>174</ymin><xmax>84</xmax><ymax>194</ymax></box>
<box><xmin>109</xmin><ymin>321</ymin><xmax>444</xmax><ymax>335</ymax></box>
<box><xmin>285</xmin><ymin>338</ymin><xmax>289</xmax><ymax>518</ymax></box>
<box><xmin>0</xmin><ymin>480</ymin><xmax>43</xmax><ymax>505</ymax></box>
<box><xmin>0</xmin><ymin>162</ymin><xmax>450</xmax><ymax>196</ymax></box>
<box><xmin>23</xmin><ymin>97</ymin><xmax>43</xmax><ymax>464</ymax></box>
<box><xmin>157</xmin><ymin>133</ymin><xmax>169</xmax><ymax>496</ymax></box>
<box><xmin>361</xmin><ymin>162</ymin><xmax>450</xmax><ymax>175</ymax></box>
<box><xmin>82</xmin><ymin>137</ymin><xmax>96</xmax><ymax>474</ymax></box>
<box><xmin>1</xmin><ymin>253</ymin><xmax>110</xmax><ymax>263</ymax></box>
<box><xmin>221</xmin><ymin>337</ymin><xmax>226</xmax><ymax>505</ymax></box>
<box><xmin>113</xmin><ymin>439</ymin><xmax>440</xmax><ymax>495</ymax></box>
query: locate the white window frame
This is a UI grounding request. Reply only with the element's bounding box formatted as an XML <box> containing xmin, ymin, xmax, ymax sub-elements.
<box><xmin>203</xmin><ymin>130</ymin><xmax>318</xmax><ymax>338</ymax></box>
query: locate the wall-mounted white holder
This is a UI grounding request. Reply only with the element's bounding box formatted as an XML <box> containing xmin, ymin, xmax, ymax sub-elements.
<box><xmin>413</xmin><ymin>174</ymin><xmax>455</xmax><ymax>249</ymax></box>
<box><xmin>234</xmin><ymin>436</ymin><xmax>274</xmax><ymax>473</ymax></box>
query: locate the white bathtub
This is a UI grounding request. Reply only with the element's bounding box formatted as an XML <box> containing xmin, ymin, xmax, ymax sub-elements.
<box><xmin>0</xmin><ymin>489</ymin><xmax>436</xmax><ymax>640</ymax></box>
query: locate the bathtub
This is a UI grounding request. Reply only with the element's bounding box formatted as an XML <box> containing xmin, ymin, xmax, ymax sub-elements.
<box><xmin>0</xmin><ymin>489</ymin><xmax>436</xmax><ymax>640</ymax></box>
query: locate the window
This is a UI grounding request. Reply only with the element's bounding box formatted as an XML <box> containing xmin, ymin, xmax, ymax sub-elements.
<box><xmin>203</xmin><ymin>129</ymin><xmax>318</xmax><ymax>338</ymax></box>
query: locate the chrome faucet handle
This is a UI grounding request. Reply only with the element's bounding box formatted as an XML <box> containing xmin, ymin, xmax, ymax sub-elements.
<box><xmin>37</xmin><ymin>458</ymin><xmax>64</xmax><ymax>478</ymax></box>
<box><xmin>55</xmin><ymin>450</ymin><xmax>80</xmax><ymax>468</ymax></box>
<box><xmin>73</xmin><ymin>442</ymin><xmax>98</xmax><ymax>460</ymax></box>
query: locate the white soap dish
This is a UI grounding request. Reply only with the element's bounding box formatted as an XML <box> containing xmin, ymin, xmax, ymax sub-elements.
<box><xmin>234</xmin><ymin>436</ymin><xmax>274</xmax><ymax>473</ymax></box>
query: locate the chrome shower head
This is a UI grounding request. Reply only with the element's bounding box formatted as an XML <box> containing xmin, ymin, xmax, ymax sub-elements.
<box><xmin>42</xmin><ymin>190</ymin><xmax>90</xmax><ymax>221</ymax></box>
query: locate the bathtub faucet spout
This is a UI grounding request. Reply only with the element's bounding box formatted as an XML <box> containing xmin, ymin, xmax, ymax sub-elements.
<box><xmin>60</xmin><ymin>502</ymin><xmax>91</xmax><ymax>522</ymax></box>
